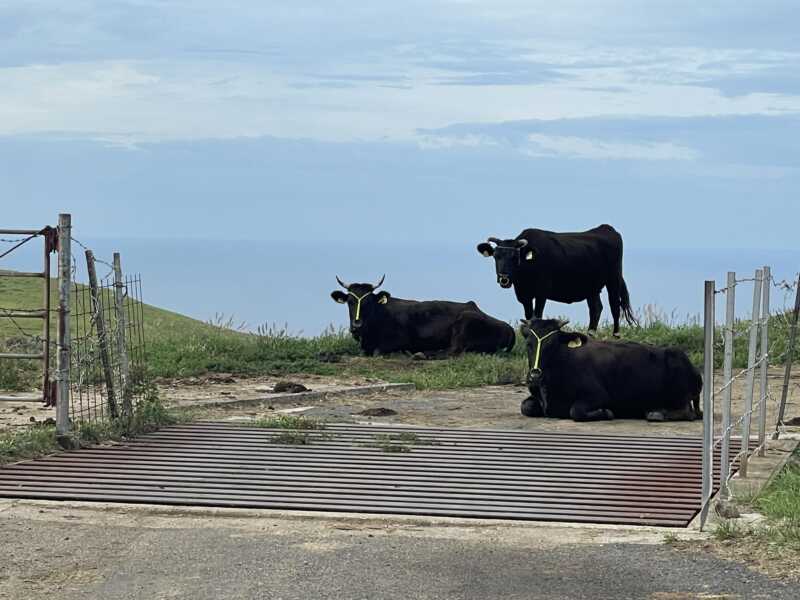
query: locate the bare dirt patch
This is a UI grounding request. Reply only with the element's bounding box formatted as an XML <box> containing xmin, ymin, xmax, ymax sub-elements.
<box><xmin>191</xmin><ymin>367</ymin><xmax>800</xmax><ymax>439</ymax></box>
<box><xmin>3</xmin><ymin>367</ymin><xmax>799</xmax><ymax>440</ymax></box>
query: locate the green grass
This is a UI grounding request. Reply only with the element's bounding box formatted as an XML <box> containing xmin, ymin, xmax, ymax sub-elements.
<box><xmin>268</xmin><ymin>431</ymin><xmax>311</xmax><ymax>445</ymax></box>
<box><xmin>248</xmin><ymin>414</ymin><xmax>326</xmax><ymax>430</ymax></box>
<box><xmin>711</xmin><ymin>460</ymin><xmax>800</xmax><ymax>555</ymax></box>
<box><xmin>3</xmin><ymin>274</ymin><xmax>798</xmax><ymax>393</ymax></box>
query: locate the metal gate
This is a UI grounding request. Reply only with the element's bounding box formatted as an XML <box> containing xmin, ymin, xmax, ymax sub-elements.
<box><xmin>0</xmin><ymin>224</ymin><xmax>59</xmax><ymax>405</ymax></box>
<box><xmin>0</xmin><ymin>423</ymin><xmax>737</xmax><ymax>527</ymax></box>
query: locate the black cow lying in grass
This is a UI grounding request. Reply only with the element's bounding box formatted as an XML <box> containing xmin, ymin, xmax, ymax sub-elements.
<box><xmin>330</xmin><ymin>275</ymin><xmax>516</xmax><ymax>357</ymax></box>
<box><xmin>519</xmin><ymin>318</ymin><xmax>702</xmax><ymax>422</ymax></box>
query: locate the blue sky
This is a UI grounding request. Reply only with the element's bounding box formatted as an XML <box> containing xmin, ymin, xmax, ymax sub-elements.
<box><xmin>1</xmin><ymin>1</ymin><xmax>799</xmax><ymax>249</ymax></box>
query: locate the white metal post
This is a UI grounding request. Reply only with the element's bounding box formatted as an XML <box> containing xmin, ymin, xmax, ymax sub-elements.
<box><xmin>719</xmin><ymin>272</ymin><xmax>736</xmax><ymax>499</ymax></box>
<box><xmin>700</xmin><ymin>280</ymin><xmax>715</xmax><ymax>530</ymax></box>
<box><xmin>757</xmin><ymin>266</ymin><xmax>771</xmax><ymax>456</ymax></box>
<box><xmin>740</xmin><ymin>269</ymin><xmax>763</xmax><ymax>478</ymax></box>
<box><xmin>55</xmin><ymin>214</ymin><xmax>71</xmax><ymax>436</ymax></box>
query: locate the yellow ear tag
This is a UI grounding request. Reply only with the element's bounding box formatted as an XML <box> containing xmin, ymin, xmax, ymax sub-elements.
<box><xmin>482</xmin><ymin>250</ymin><xmax>492</xmax><ymax>257</ymax></box>
<box><xmin>378</xmin><ymin>296</ymin><xmax>388</xmax><ymax>305</ymax></box>
<box><xmin>568</xmin><ymin>338</ymin><xmax>582</xmax><ymax>349</ymax></box>
<box><xmin>335</xmin><ymin>297</ymin><xmax>347</xmax><ymax>304</ymax></box>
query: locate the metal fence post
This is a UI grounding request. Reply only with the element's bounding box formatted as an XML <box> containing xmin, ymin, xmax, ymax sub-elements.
<box><xmin>775</xmin><ymin>273</ymin><xmax>800</xmax><ymax>438</ymax></box>
<box><xmin>719</xmin><ymin>272</ymin><xmax>736</xmax><ymax>500</ymax></box>
<box><xmin>700</xmin><ymin>280</ymin><xmax>715</xmax><ymax>530</ymax></box>
<box><xmin>758</xmin><ymin>266</ymin><xmax>771</xmax><ymax>456</ymax></box>
<box><xmin>55</xmin><ymin>214</ymin><xmax>72</xmax><ymax>436</ymax></box>
<box><xmin>113</xmin><ymin>253</ymin><xmax>132</xmax><ymax>417</ymax></box>
<box><xmin>740</xmin><ymin>269</ymin><xmax>764</xmax><ymax>478</ymax></box>
<box><xmin>85</xmin><ymin>249</ymin><xmax>118</xmax><ymax>419</ymax></box>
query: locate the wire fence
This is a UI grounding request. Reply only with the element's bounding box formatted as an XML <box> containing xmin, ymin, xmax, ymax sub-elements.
<box><xmin>69</xmin><ymin>270</ymin><xmax>147</xmax><ymax>424</ymax></box>
<box><xmin>1</xmin><ymin>216</ymin><xmax>149</xmax><ymax>432</ymax></box>
<box><xmin>699</xmin><ymin>267</ymin><xmax>800</xmax><ymax>529</ymax></box>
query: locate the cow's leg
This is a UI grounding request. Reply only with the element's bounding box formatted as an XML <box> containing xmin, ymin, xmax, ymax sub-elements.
<box><xmin>606</xmin><ymin>281</ymin><xmax>622</xmax><ymax>338</ymax></box>
<box><xmin>520</xmin><ymin>395</ymin><xmax>544</xmax><ymax>417</ymax></box>
<box><xmin>571</xmin><ymin>403</ymin><xmax>614</xmax><ymax>421</ymax></box>
<box><xmin>533</xmin><ymin>297</ymin><xmax>547</xmax><ymax>319</ymax></box>
<box><xmin>587</xmin><ymin>294</ymin><xmax>602</xmax><ymax>337</ymax></box>
<box><xmin>569</xmin><ymin>388</ymin><xmax>614</xmax><ymax>421</ymax></box>
<box><xmin>649</xmin><ymin>404</ymin><xmax>697</xmax><ymax>422</ymax></box>
<box><xmin>520</xmin><ymin>298</ymin><xmax>534</xmax><ymax>320</ymax></box>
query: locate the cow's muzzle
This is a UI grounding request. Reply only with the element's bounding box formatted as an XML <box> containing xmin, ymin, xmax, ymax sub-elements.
<box><xmin>527</xmin><ymin>368</ymin><xmax>542</xmax><ymax>386</ymax></box>
<box><xmin>350</xmin><ymin>320</ymin><xmax>363</xmax><ymax>337</ymax></box>
<box><xmin>497</xmin><ymin>275</ymin><xmax>512</xmax><ymax>288</ymax></box>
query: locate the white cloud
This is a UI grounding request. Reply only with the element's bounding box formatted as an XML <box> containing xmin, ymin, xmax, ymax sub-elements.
<box><xmin>523</xmin><ymin>134</ymin><xmax>699</xmax><ymax>160</ymax></box>
<box><xmin>1</xmin><ymin>50</ymin><xmax>799</xmax><ymax>146</ymax></box>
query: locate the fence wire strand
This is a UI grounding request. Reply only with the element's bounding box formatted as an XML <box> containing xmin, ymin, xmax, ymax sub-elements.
<box><xmin>706</xmin><ymin>271</ymin><xmax>800</xmax><ymax>511</ymax></box>
<box><xmin>69</xmin><ymin>270</ymin><xmax>147</xmax><ymax>424</ymax></box>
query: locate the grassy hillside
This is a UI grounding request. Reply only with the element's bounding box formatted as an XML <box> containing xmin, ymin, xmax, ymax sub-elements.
<box><xmin>2</xmin><ymin>274</ymin><xmax>797</xmax><ymax>393</ymax></box>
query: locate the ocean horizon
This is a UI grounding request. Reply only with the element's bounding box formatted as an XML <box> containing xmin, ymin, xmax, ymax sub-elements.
<box><xmin>3</xmin><ymin>237</ymin><xmax>799</xmax><ymax>335</ymax></box>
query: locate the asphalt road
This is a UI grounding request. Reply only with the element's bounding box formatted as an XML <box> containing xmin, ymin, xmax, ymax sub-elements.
<box><xmin>1</xmin><ymin>501</ymin><xmax>797</xmax><ymax>600</ymax></box>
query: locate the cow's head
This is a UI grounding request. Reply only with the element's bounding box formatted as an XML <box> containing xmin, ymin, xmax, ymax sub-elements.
<box><xmin>330</xmin><ymin>275</ymin><xmax>390</xmax><ymax>338</ymax></box>
<box><xmin>519</xmin><ymin>318</ymin><xmax>583</xmax><ymax>386</ymax></box>
<box><xmin>476</xmin><ymin>237</ymin><xmax>534</xmax><ymax>288</ymax></box>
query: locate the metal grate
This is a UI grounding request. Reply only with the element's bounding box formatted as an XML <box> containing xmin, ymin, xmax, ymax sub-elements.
<box><xmin>0</xmin><ymin>423</ymin><xmax>739</xmax><ymax>527</ymax></box>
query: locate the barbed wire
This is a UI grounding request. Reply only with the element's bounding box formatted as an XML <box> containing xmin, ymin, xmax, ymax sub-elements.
<box><xmin>69</xmin><ymin>236</ymin><xmax>116</xmax><ymax>280</ymax></box>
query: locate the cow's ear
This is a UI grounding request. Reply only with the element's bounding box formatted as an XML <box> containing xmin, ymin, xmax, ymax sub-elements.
<box><xmin>331</xmin><ymin>291</ymin><xmax>348</xmax><ymax>304</ymax></box>
<box><xmin>518</xmin><ymin>320</ymin><xmax>532</xmax><ymax>338</ymax></box>
<box><xmin>567</xmin><ymin>337</ymin><xmax>582</xmax><ymax>349</ymax></box>
<box><xmin>376</xmin><ymin>291</ymin><xmax>391</xmax><ymax>305</ymax></box>
<box><xmin>566</xmin><ymin>333</ymin><xmax>588</xmax><ymax>349</ymax></box>
<box><xmin>476</xmin><ymin>243</ymin><xmax>494</xmax><ymax>258</ymax></box>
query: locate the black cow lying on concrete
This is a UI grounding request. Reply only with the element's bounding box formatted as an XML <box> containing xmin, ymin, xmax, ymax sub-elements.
<box><xmin>330</xmin><ymin>275</ymin><xmax>516</xmax><ymax>357</ymax></box>
<box><xmin>477</xmin><ymin>224</ymin><xmax>638</xmax><ymax>337</ymax></box>
<box><xmin>519</xmin><ymin>318</ymin><xmax>702</xmax><ymax>422</ymax></box>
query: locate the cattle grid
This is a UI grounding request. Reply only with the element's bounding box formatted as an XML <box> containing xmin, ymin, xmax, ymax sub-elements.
<box><xmin>0</xmin><ymin>423</ymin><xmax>738</xmax><ymax>527</ymax></box>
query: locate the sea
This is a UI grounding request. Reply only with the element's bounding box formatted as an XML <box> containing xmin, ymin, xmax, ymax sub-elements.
<box><xmin>3</xmin><ymin>238</ymin><xmax>799</xmax><ymax>334</ymax></box>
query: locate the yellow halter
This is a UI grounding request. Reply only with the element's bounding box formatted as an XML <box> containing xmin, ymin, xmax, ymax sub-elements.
<box><xmin>348</xmin><ymin>291</ymin><xmax>372</xmax><ymax>321</ymax></box>
<box><xmin>529</xmin><ymin>329</ymin><xmax>559</xmax><ymax>373</ymax></box>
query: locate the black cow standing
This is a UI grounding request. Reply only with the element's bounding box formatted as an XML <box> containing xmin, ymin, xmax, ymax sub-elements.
<box><xmin>330</xmin><ymin>276</ymin><xmax>516</xmax><ymax>356</ymax></box>
<box><xmin>519</xmin><ymin>318</ymin><xmax>702</xmax><ymax>422</ymax></box>
<box><xmin>477</xmin><ymin>224</ymin><xmax>637</xmax><ymax>337</ymax></box>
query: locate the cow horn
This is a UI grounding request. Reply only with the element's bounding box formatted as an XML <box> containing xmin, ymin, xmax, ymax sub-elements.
<box><xmin>516</xmin><ymin>239</ymin><xmax>529</xmax><ymax>248</ymax></box>
<box><xmin>335</xmin><ymin>276</ymin><xmax>350</xmax><ymax>290</ymax></box>
<box><xmin>487</xmin><ymin>237</ymin><xmax>502</xmax><ymax>245</ymax></box>
<box><xmin>373</xmin><ymin>274</ymin><xmax>386</xmax><ymax>290</ymax></box>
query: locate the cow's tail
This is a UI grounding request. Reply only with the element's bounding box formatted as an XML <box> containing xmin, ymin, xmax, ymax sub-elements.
<box><xmin>620</xmin><ymin>276</ymin><xmax>639</xmax><ymax>327</ymax></box>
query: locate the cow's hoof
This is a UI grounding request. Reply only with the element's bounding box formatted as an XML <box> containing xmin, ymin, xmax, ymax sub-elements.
<box><xmin>587</xmin><ymin>329</ymin><xmax>597</xmax><ymax>338</ymax></box>
<box><xmin>646</xmin><ymin>411</ymin><xmax>665</xmax><ymax>422</ymax></box>
<box><xmin>411</xmin><ymin>352</ymin><xmax>427</xmax><ymax>361</ymax></box>
<box><xmin>603</xmin><ymin>409</ymin><xmax>615</xmax><ymax>420</ymax></box>
<box><xmin>612</xmin><ymin>332</ymin><xmax>621</xmax><ymax>339</ymax></box>
<box><xmin>694</xmin><ymin>409</ymin><xmax>704</xmax><ymax>420</ymax></box>
<box><xmin>521</xmin><ymin>398</ymin><xmax>543</xmax><ymax>417</ymax></box>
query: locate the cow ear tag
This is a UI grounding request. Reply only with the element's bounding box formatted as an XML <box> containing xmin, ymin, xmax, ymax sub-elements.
<box><xmin>482</xmin><ymin>250</ymin><xmax>492</xmax><ymax>257</ymax></box>
<box><xmin>378</xmin><ymin>295</ymin><xmax>388</xmax><ymax>305</ymax></box>
<box><xmin>568</xmin><ymin>337</ymin><xmax>582</xmax><ymax>349</ymax></box>
<box><xmin>525</xmin><ymin>250</ymin><xmax>534</xmax><ymax>261</ymax></box>
<box><xmin>334</xmin><ymin>295</ymin><xmax>347</xmax><ymax>304</ymax></box>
